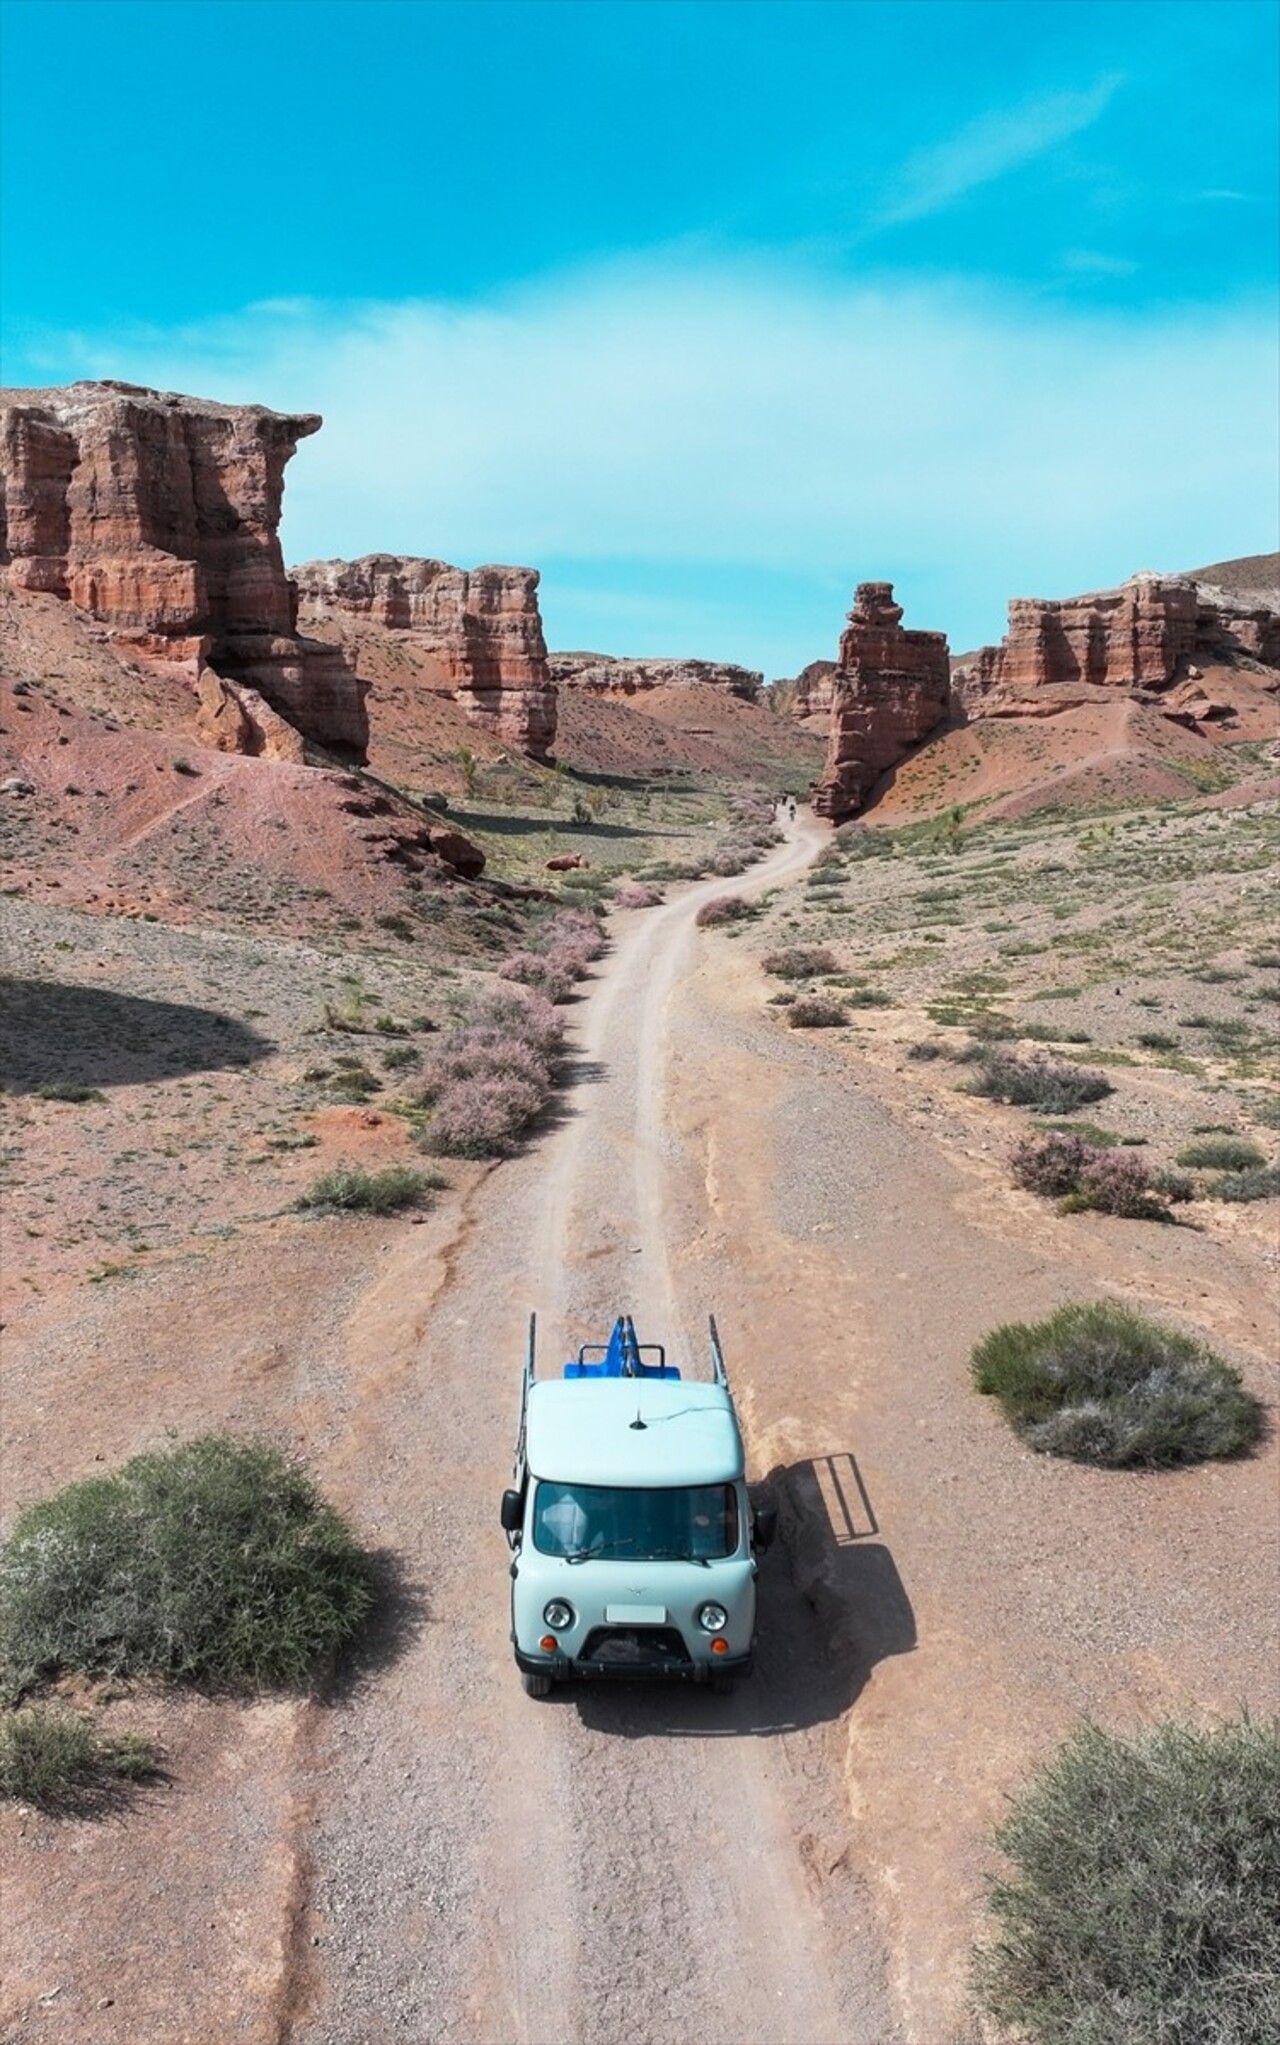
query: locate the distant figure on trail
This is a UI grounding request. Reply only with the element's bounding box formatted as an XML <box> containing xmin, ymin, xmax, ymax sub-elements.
<box><xmin>788</xmin><ymin>797</ymin><xmax>797</xmax><ymax>822</ymax></box>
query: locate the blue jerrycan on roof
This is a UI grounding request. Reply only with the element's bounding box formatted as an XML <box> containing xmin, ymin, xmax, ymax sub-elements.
<box><xmin>563</xmin><ymin>1315</ymin><xmax>681</xmax><ymax>1380</ymax></box>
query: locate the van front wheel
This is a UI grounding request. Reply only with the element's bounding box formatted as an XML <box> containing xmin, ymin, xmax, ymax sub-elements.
<box><xmin>522</xmin><ymin>1669</ymin><xmax>554</xmax><ymax>1698</ymax></box>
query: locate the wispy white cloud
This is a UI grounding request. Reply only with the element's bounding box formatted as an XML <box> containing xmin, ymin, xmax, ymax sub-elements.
<box><xmin>876</xmin><ymin>75</ymin><xmax>1124</xmax><ymax>226</ymax></box>
<box><xmin>21</xmin><ymin>254</ymin><xmax>1276</xmax><ymax>667</ymax></box>
<box><xmin>1061</xmin><ymin>249</ymin><xmax>1138</xmax><ymax>277</ymax></box>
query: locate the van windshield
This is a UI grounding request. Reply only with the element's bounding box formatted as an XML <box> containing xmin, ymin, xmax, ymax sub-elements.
<box><xmin>532</xmin><ymin>1481</ymin><xmax>739</xmax><ymax>1561</ymax></box>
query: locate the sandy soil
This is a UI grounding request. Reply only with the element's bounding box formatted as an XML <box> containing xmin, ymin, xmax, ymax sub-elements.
<box><xmin>3</xmin><ymin>808</ymin><xmax>1277</xmax><ymax>2044</ymax></box>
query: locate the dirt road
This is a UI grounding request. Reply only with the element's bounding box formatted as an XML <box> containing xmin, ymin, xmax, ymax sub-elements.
<box><xmin>294</xmin><ymin>812</ymin><xmax>904</xmax><ymax>2045</ymax></box>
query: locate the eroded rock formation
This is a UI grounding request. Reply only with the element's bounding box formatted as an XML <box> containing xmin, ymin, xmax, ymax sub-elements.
<box><xmin>0</xmin><ymin>381</ymin><xmax>368</xmax><ymax>755</ymax></box>
<box><xmin>954</xmin><ymin>572</ymin><xmax>1280</xmax><ymax>717</ymax></box>
<box><xmin>293</xmin><ymin>554</ymin><xmax>556</xmax><ymax>761</ymax></box>
<box><xmin>812</xmin><ymin>584</ymin><xmax>951</xmax><ymax>821</ymax></box>
<box><xmin>773</xmin><ymin>659</ymin><xmax>837</xmax><ymax>725</ymax></box>
<box><xmin>549</xmin><ymin>653</ymin><xmax>762</xmax><ymax>701</ymax></box>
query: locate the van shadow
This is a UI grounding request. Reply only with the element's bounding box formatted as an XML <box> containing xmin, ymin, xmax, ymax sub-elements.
<box><xmin>568</xmin><ymin>1451</ymin><xmax>915</xmax><ymax>1739</ymax></box>
<box><xmin>0</xmin><ymin>978</ymin><xmax>272</xmax><ymax>1093</ymax></box>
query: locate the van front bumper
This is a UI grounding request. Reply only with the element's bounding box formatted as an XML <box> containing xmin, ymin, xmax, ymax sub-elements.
<box><xmin>514</xmin><ymin>1641</ymin><xmax>753</xmax><ymax>1684</ymax></box>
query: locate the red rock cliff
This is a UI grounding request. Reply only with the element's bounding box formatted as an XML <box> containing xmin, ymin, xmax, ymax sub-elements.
<box><xmin>293</xmin><ymin>554</ymin><xmax>556</xmax><ymax>762</ymax></box>
<box><xmin>954</xmin><ymin>571</ymin><xmax>1280</xmax><ymax>716</ymax></box>
<box><xmin>0</xmin><ymin>381</ymin><xmax>368</xmax><ymax>755</ymax></box>
<box><xmin>812</xmin><ymin>583</ymin><xmax>951</xmax><ymax>821</ymax></box>
<box><xmin>549</xmin><ymin>653</ymin><xmax>762</xmax><ymax>701</ymax></box>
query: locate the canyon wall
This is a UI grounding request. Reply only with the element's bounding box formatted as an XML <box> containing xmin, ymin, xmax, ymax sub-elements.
<box><xmin>954</xmin><ymin>572</ymin><xmax>1280</xmax><ymax>716</ymax></box>
<box><xmin>549</xmin><ymin>653</ymin><xmax>762</xmax><ymax>702</ymax></box>
<box><xmin>0</xmin><ymin>381</ymin><xmax>368</xmax><ymax>754</ymax></box>
<box><xmin>812</xmin><ymin>584</ymin><xmax>951</xmax><ymax>821</ymax></box>
<box><xmin>294</xmin><ymin>554</ymin><xmax>556</xmax><ymax>761</ymax></box>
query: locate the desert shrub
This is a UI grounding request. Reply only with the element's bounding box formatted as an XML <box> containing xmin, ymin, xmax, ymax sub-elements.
<box><xmin>325</xmin><ymin>1063</ymin><xmax>382</xmax><ymax>1102</ymax></box>
<box><xmin>843</xmin><ymin>986</ymin><xmax>893</xmax><ymax>1008</ymax></box>
<box><xmin>1176</xmin><ymin>1135</ymin><xmax>1266</xmax><ymax>1172</ymax></box>
<box><xmin>788</xmin><ymin>996</ymin><xmax>848</xmax><ymax>1028</ymax></box>
<box><xmin>297</xmin><ymin>1166</ymin><xmax>439</xmax><ymax>1215</ymax></box>
<box><xmin>0</xmin><ymin>1708</ymin><xmax>157</xmax><ymax>1812</ymax></box>
<box><xmin>426</xmin><ymin>1074</ymin><xmax>547</xmax><ymax>1156</ymax></box>
<box><xmin>1010</xmin><ymin>1133</ymin><xmax>1092</xmax><ymax>1197</ymax></box>
<box><xmin>696</xmin><ymin>895</ymin><xmax>756</xmax><ymax>928</ymax></box>
<box><xmin>1151</xmin><ymin>1168</ymin><xmax>1196</xmax><ymax>1204</ymax></box>
<box><xmin>971</xmin><ymin>1301</ymin><xmax>1261</xmax><ymax>1467</ymax></box>
<box><xmin>614</xmin><ymin>883</ymin><xmax>663</xmax><ymax>909</ymax></box>
<box><xmin>1208</xmin><ymin>1165</ymin><xmax>1280</xmax><ymax>1203</ymax></box>
<box><xmin>707</xmin><ymin>845</ymin><xmax>751</xmax><ymax>877</ymax></box>
<box><xmin>468</xmin><ymin>985</ymin><xmax>565</xmax><ymax>1056</ymax></box>
<box><xmin>975</xmin><ymin>1717</ymin><xmax>1280</xmax><ymax>2045</ymax></box>
<box><xmin>1073</xmin><ymin>1151</ymin><xmax>1167</xmax><ymax>1221</ymax></box>
<box><xmin>499</xmin><ymin>950</ymin><xmax>575</xmax><ymax>1004</ymax></box>
<box><xmin>762</xmin><ymin>946</ymin><xmax>838</xmax><ymax>979</ymax></box>
<box><xmin>33</xmin><ymin>1082</ymin><xmax>104</xmax><ymax>1104</ymax></box>
<box><xmin>380</xmin><ymin>1044</ymin><xmax>421</xmax><ymax>1071</ymax></box>
<box><xmin>375</xmin><ymin>914</ymin><xmax>415</xmax><ymax>942</ymax></box>
<box><xmin>0</xmin><ymin>1437</ymin><xmax>374</xmax><ymax>1693</ymax></box>
<box><xmin>967</xmin><ymin>1050</ymin><xmax>1113</xmax><ymax>1114</ymax></box>
<box><xmin>1242</xmin><ymin>1094</ymin><xmax>1280</xmax><ymax>1129</ymax></box>
<box><xmin>906</xmin><ymin>1040</ymin><xmax>950</xmax><ymax>1061</ymax></box>
<box><xmin>1136</xmin><ymin>1030</ymin><xmax>1179</xmax><ymax>1051</ymax></box>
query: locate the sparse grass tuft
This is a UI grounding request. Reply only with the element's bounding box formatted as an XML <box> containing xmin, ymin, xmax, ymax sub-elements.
<box><xmin>33</xmin><ymin>1082</ymin><xmax>105</xmax><ymax>1104</ymax></box>
<box><xmin>1208</xmin><ymin>1165</ymin><xmax>1280</xmax><ymax>1203</ymax></box>
<box><xmin>297</xmin><ymin>1165</ymin><xmax>441</xmax><ymax>1214</ymax></box>
<box><xmin>967</xmin><ymin>1050</ymin><xmax>1113</xmax><ymax>1114</ymax></box>
<box><xmin>0</xmin><ymin>1707</ymin><xmax>159</xmax><ymax>1813</ymax></box>
<box><xmin>971</xmin><ymin>1301</ymin><xmax>1261</xmax><ymax>1467</ymax></box>
<box><xmin>0</xmin><ymin>1437</ymin><xmax>375</xmax><ymax>1694</ymax></box>
<box><xmin>975</xmin><ymin>1717</ymin><xmax>1280</xmax><ymax>2045</ymax></box>
<box><xmin>1175</xmin><ymin>1135</ymin><xmax>1265</xmax><ymax>1172</ymax></box>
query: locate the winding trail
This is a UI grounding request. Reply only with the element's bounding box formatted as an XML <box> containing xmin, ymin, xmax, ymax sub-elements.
<box><xmin>294</xmin><ymin>813</ymin><xmax>901</xmax><ymax>2045</ymax></box>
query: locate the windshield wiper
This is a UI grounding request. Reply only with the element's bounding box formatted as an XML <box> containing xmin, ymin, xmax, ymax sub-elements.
<box><xmin>644</xmin><ymin>1549</ymin><xmax>712</xmax><ymax>1566</ymax></box>
<box><xmin>563</xmin><ymin>1539</ymin><xmax>635</xmax><ymax>1563</ymax></box>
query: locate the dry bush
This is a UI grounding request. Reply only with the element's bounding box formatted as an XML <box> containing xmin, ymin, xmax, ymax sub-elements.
<box><xmin>762</xmin><ymin>946</ymin><xmax>838</xmax><ymax>979</ymax></box>
<box><xmin>971</xmin><ymin>1302</ymin><xmax>1261</xmax><ymax>1467</ymax></box>
<box><xmin>968</xmin><ymin>1050</ymin><xmax>1113</xmax><ymax>1114</ymax></box>
<box><xmin>696</xmin><ymin>895</ymin><xmax>756</xmax><ymax>928</ymax></box>
<box><xmin>1010</xmin><ymin>1132</ymin><xmax>1093</xmax><ymax>1197</ymax></box>
<box><xmin>614</xmin><ymin>883</ymin><xmax>663</xmax><ymax>909</ymax></box>
<box><xmin>788</xmin><ymin>996</ymin><xmax>848</xmax><ymax>1028</ymax></box>
<box><xmin>976</xmin><ymin>1718</ymin><xmax>1280</xmax><ymax>2045</ymax></box>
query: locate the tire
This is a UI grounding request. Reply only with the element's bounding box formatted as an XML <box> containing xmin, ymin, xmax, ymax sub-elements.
<box><xmin>521</xmin><ymin>1669</ymin><xmax>554</xmax><ymax>1698</ymax></box>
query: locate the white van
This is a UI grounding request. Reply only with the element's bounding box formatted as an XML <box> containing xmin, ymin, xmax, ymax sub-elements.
<box><xmin>501</xmin><ymin>1315</ymin><xmax>776</xmax><ymax>1695</ymax></box>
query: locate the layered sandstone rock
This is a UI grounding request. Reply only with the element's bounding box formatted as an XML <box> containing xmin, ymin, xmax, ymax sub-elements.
<box><xmin>773</xmin><ymin>659</ymin><xmax>837</xmax><ymax>724</ymax></box>
<box><xmin>293</xmin><ymin>554</ymin><xmax>556</xmax><ymax>761</ymax></box>
<box><xmin>0</xmin><ymin>381</ymin><xmax>368</xmax><ymax>755</ymax></box>
<box><xmin>954</xmin><ymin>572</ymin><xmax>1280</xmax><ymax>717</ymax></box>
<box><xmin>549</xmin><ymin>652</ymin><xmax>762</xmax><ymax>702</ymax></box>
<box><xmin>812</xmin><ymin>584</ymin><xmax>951</xmax><ymax>821</ymax></box>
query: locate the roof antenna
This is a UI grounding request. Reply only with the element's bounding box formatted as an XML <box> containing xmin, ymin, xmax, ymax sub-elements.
<box><xmin>630</xmin><ymin>1404</ymin><xmax>647</xmax><ymax>1430</ymax></box>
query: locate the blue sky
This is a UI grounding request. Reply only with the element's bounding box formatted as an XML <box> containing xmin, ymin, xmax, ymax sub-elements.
<box><xmin>2</xmin><ymin>0</ymin><xmax>1277</xmax><ymax>670</ymax></box>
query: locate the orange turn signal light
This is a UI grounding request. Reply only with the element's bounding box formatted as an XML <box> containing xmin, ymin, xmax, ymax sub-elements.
<box><xmin>539</xmin><ymin>1635</ymin><xmax>558</xmax><ymax>1652</ymax></box>
<box><xmin>710</xmin><ymin>1637</ymin><xmax>729</xmax><ymax>1655</ymax></box>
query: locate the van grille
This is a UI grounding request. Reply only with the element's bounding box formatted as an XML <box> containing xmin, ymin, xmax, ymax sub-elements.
<box><xmin>580</xmin><ymin>1625</ymin><xmax>690</xmax><ymax>1667</ymax></box>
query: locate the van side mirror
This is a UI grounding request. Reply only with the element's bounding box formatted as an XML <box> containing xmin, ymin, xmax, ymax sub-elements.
<box><xmin>500</xmin><ymin>1488</ymin><xmax>524</xmax><ymax>1534</ymax></box>
<box><xmin>752</xmin><ymin>1504</ymin><xmax>778</xmax><ymax>1553</ymax></box>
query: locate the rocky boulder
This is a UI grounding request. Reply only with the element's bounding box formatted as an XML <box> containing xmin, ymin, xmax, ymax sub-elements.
<box><xmin>0</xmin><ymin>380</ymin><xmax>368</xmax><ymax>755</ymax></box>
<box><xmin>293</xmin><ymin>554</ymin><xmax>556</xmax><ymax>762</ymax></box>
<box><xmin>812</xmin><ymin>584</ymin><xmax>951</xmax><ymax>821</ymax></box>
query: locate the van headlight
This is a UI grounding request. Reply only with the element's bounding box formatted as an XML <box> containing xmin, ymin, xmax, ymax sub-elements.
<box><xmin>697</xmin><ymin>1602</ymin><xmax>728</xmax><ymax>1633</ymax></box>
<box><xmin>543</xmin><ymin>1599</ymin><xmax>575</xmax><ymax>1631</ymax></box>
